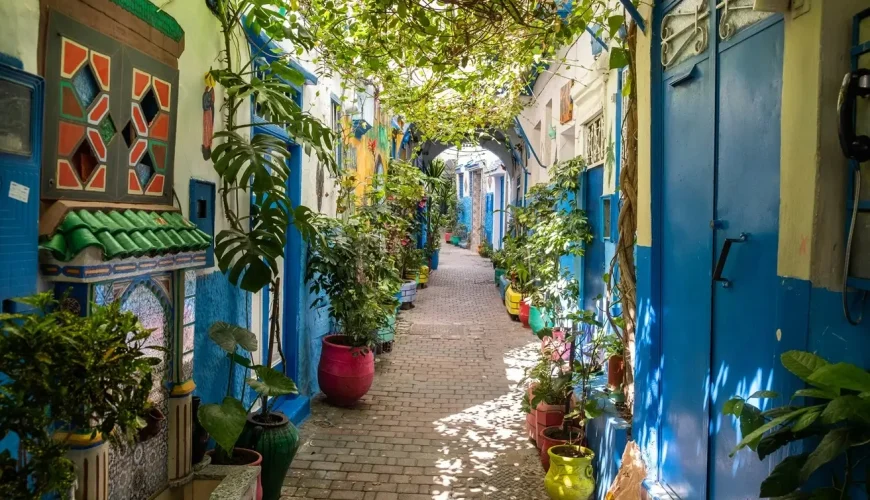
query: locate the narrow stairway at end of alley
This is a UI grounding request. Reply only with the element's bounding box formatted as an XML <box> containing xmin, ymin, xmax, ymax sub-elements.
<box><xmin>283</xmin><ymin>243</ymin><xmax>547</xmax><ymax>500</ymax></box>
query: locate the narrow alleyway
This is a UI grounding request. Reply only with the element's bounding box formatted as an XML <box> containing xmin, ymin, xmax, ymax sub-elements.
<box><xmin>283</xmin><ymin>244</ymin><xmax>547</xmax><ymax>500</ymax></box>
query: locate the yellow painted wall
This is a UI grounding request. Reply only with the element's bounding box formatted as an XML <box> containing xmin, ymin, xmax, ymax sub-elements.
<box><xmin>636</xmin><ymin>5</ymin><xmax>654</xmax><ymax>248</ymax></box>
<box><xmin>777</xmin><ymin>7</ymin><xmax>822</xmax><ymax>281</ymax></box>
<box><xmin>343</xmin><ymin>108</ymin><xmax>396</xmax><ymax>199</ymax></box>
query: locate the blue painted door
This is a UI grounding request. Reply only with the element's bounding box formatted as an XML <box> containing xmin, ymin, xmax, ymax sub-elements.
<box><xmin>655</xmin><ymin>3</ymin><xmax>785</xmax><ymax>497</ymax></box>
<box><xmin>659</xmin><ymin>54</ymin><xmax>714</xmax><ymax>499</ymax></box>
<box><xmin>709</xmin><ymin>21</ymin><xmax>790</xmax><ymax>499</ymax></box>
<box><xmin>582</xmin><ymin>167</ymin><xmax>605</xmax><ymax>313</ymax></box>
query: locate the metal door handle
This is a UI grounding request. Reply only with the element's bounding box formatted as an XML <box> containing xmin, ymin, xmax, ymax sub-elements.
<box><xmin>713</xmin><ymin>233</ymin><xmax>748</xmax><ymax>288</ymax></box>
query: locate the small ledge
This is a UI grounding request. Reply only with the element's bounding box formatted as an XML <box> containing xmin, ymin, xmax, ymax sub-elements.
<box><xmin>195</xmin><ymin>463</ymin><xmax>260</xmax><ymax>500</ymax></box>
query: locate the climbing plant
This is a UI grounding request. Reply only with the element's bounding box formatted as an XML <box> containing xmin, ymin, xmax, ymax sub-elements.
<box><xmin>301</xmin><ymin>0</ymin><xmax>632</xmax><ymax>144</ymax></box>
<box><xmin>205</xmin><ymin>0</ymin><xmax>338</xmax><ymax>421</ymax></box>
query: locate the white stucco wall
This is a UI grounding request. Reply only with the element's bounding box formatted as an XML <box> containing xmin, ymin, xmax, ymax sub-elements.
<box><xmin>0</xmin><ymin>1</ymin><xmax>40</xmax><ymax>74</ymax></box>
<box><xmin>518</xmin><ymin>26</ymin><xmax>620</xmax><ymax>192</ymax></box>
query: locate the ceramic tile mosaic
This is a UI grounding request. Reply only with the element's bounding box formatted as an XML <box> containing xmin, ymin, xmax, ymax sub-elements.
<box><xmin>184</xmin><ymin>270</ymin><xmax>196</xmax><ymax>296</ymax></box>
<box><xmin>183</xmin><ymin>296</ymin><xmax>195</xmax><ymax>325</ymax></box>
<box><xmin>183</xmin><ymin>324</ymin><xmax>194</xmax><ymax>354</ymax></box>
<box><xmin>110</xmin><ymin>281</ymin><xmax>171</xmax><ymax>500</ymax></box>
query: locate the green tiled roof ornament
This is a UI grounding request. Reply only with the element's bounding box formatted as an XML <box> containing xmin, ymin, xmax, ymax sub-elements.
<box><xmin>110</xmin><ymin>0</ymin><xmax>185</xmax><ymax>42</ymax></box>
<box><xmin>40</xmin><ymin>209</ymin><xmax>211</xmax><ymax>262</ymax></box>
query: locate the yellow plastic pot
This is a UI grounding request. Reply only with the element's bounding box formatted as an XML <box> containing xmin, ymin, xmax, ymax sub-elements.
<box><xmin>544</xmin><ymin>445</ymin><xmax>595</xmax><ymax>500</ymax></box>
<box><xmin>404</xmin><ymin>269</ymin><xmax>420</xmax><ymax>283</ymax></box>
<box><xmin>505</xmin><ymin>285</ymin><xmax>522</xmax><ymax>315</ymax></box>
<box><xmin>419</xmin><ymin>265</ymin><xmax>430</xmax><ymax>285</ymax></box>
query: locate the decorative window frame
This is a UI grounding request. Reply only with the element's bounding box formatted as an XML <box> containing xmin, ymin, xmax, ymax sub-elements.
<box><xmin>583</xmin><ymin>112</ymin><xmax>606</xmax><ymax>167</ymax></box>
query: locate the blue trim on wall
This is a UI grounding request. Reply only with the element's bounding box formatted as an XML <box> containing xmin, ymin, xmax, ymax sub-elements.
<box><xmin>242</xmin><ymin>21</ymin><xmax>318</xmax><ymax>86</ymax></box>
<box><xmin>498</xmin><ymin>176</ymin><xmax>505</xmax><ymax>248</ymax></box>
<box><xmin>513</xmin><ymin>117</ymin><xmax>545</xmax><ymax>169</ymax></box>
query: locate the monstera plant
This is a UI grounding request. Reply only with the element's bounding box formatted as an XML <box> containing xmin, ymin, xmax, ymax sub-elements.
<box><xmin>198</xmin><ymin>322</ymin><xmax>298</xmax><ymax>468</ymax></box>
<box><xmin>724</xmin><ymin>351</ymin><xmax>870</xmax><ymax>498</ymax></box>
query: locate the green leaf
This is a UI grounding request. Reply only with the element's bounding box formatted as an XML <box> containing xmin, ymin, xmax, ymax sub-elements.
<box><xmin>808</xmin><ymin>362</ymin><xmax>870</xmax><ymax>393</ymax></box>
<box><xmin>793</xmin><ymin>388</ymin><xmax>837</xmax><ymax>400</ymax></box>
<box><xmin>759</xmin><ymin>454</ymin><xmax>807</xmax><ymax>497</ymax></box>
<box><xmin>723</xmin><ymin>397</ymin><xmax>745</xmax><ymax>416</ymax></box>
<box><xmin>781</xmin><ymin>351</ymin><xmax>829</xmax><ymax>384</ymax></box>
<box><xmin>731</xmin><ymin>407</ymin><xmax>813</xmax><ymax>456</ymax></box>
<box><xmin>246</xmin><ymin>365</ymin><xmax>299</xmax><ymax>398</ymax></box>
<box><xmin>790</xmin><ymin>407</ymin><xmax>822</xmax><ymax>432</ymax></box>
<box><xmin>198</xmin><ymin>397</ymin><xmax>247</xmax><ymax>453</ymax></box>
<box><xmin>820</xmin><ymin>395</ymin><xmax>870</xmax><ymax>424</ymax></box>
<box><xmin>607</xmin><ymin>15</ymin><xmax>624</xmax><ymax>37</ymax></box>
<box><xmin>609</xmin><ymin>47</ymin><xmax>629</xmax><ymax>69</ymax></box>
<box><xmin>799</xmin><ymin>428</ymin><xmax>850</xmax><ymax>483</ymax></box>
<box><xmin>209</xmin><ymin>322</ymin><xmax>258</xmax><ymax>354</ymax></box>
<box><xmin>749</xmin><ymin>390</ymin><xmax>779</xmax><ymax>399</ymax></box>
<box><xmin>740</xmin><ymin>404</ymin><xmax>766</xmax><ymax>451</ymax></box>
<box><xmin>756</xmin><ymin>427</ymin><xmax>820</xmax><ymax>461</ymax></box>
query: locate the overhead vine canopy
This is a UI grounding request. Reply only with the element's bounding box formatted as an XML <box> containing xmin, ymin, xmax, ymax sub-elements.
<box><xmin>298</xmin><ymin>0</ymin><xmax>625</xmax><ymax>143</ymax></box>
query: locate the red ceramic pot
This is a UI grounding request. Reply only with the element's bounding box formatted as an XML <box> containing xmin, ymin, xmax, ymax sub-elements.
<box><xmin>318</xmin><ymin>334</ymin><xmax>375</xmax><ymax>406</ymax></box>
<box><xmin>519</xmin><ymin>299</ymin><xmax>531</xmax><ymax>328</ymax></box>
<box><xmin>445</xmin><ymin>232</ymin><xmax>452</xmax><ymax>242</ymax></box>
<box><xmin>526</xmin><ymin>383</ymin><xmax>538</xmax><ymax>444</ymax></box>
<box><xmin>608</xmin><ymin>354</ymin><xmax>625</xmax><ymax>389</ymax></box>
<box><xmin>207</xmin><ymin>448</ymin><xmax>263</xmax><ymax>499</ymax></box>
<box><xmin>539</xmin><ymin>426</ymin><xmax>583</xmax><ymax>471</ymax></box>
<box><xmin>535</xmin><ymin>402</ymin><xmax>565</xmax><ymax>445</ymax></box>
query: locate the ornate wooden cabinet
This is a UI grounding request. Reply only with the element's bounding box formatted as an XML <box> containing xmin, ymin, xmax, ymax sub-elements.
<box><xmin>42</xmin><ymin>13</ymin><xmax>177</xmax><ymax>204</ymax></box>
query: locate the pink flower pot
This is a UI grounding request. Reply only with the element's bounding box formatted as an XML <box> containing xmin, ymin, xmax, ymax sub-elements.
<box><xmin>318</xmin><ymin>335</ymin><xmax>374</xmax><ymax>406</ymax></box>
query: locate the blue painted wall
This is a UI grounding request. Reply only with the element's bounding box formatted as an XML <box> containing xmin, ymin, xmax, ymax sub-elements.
<box><xmin>484</xmin><ymin>193</ymin><xmax>494</xmax><ymax>244</ymax></box>
<box><xmin>193</xmin><ymin>271</ymin><xmax>254</xmax><ymax>406</ymax></box>
<box><xmin>459</xmin><ymin>196</ymin><xmax>472</xmax><ymax>235</ymax></box>
<box><xmin>582</xmin><ymin>167</ymin><xmax>605</xmax><ymax>312</ymax></box>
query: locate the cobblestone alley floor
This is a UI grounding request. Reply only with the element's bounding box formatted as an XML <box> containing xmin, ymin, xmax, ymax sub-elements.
<box><xmin>283</xmin><ymin>243</ymin><xmax>547</xmax><ymax>500</ymax></box>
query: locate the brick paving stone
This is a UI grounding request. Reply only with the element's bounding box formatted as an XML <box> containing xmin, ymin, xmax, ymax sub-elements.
<box><xmin>289</xmin><ymin>245</ymin><xmax>547</xmax><ymax>499</ymax></box>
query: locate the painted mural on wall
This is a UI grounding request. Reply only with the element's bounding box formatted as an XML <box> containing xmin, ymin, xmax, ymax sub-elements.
<box><xmin>560</xmin><ymin>81</ymin><xmax>573</xmax><ymax>124</ymax></box>
<box><xmin>343</xmin><ymin>107</ymin><xmax>397</xmax><ymax>198</ymax></box>
<box><xmin>202</xmin><ymin>75</ymin><xmax>215</xmax><ymax>160</ymax></box>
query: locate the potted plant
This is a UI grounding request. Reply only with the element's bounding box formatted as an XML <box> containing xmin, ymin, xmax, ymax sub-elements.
<box><xmin>0</xmin><ymin>292</ymin><xmax>160</xmax><ymax>499</ymax></box>
<box><xmin>723</xmin><ymin>351</ymin><xmax>870</xmax><ymax>498</ymax></box>
<box><xmin>307</xmin><ymin>212</ymin><xmax>400</xmax><ymax>406</ymax></box>
<box><xmin>603</xmin><ymin>335</ymin><xmax>625</xmax><ymax>391</ymax></box>
<box><xmin>544</xmin><ymin>444</ymin><xmax>597</xmax><ymax>500</ymax></box>
<box><xmin>137</xmin><ymin>402</ymin><xmax>166</xmax><ymax>442</ymax></box>
<box><xmin>198</xmin><ymin>322</ymin><xmax>302</xmax><ymax>500</ymax></box>
<box><xmin>423</xmin><ymin>159</ymin><xmax>448</xmax><ymax>271</ymax></box>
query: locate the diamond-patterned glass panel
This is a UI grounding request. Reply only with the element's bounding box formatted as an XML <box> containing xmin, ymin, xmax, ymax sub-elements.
<box><xmin>135</xmin><ymin>152</ymin><xmax>155</xmax><ymax>187</ymax></box>
<box><xmin>141</xmin><ymin>88</ymin><xmax>159</xmax><ymax>125</ymax></box>
<box><xmin>72</xmin><ymin>63</ymin><xmax>100</xmax><ymax>109</ymax></box>
<box><xmin>99</xmin><ymin>114</ymin><xmax>116</xmax><ymax>145</ymax></box>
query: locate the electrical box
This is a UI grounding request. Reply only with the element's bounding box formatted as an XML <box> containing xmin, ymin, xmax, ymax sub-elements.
<box><xmin>189</xmin><ymin>179</ymin><xmax>216</xmax><ymax>268</ymax></box>
<box><xmin>0</xmin><ymin>61</ymin><xmax>44</xmax><ymax>309</ymax></box>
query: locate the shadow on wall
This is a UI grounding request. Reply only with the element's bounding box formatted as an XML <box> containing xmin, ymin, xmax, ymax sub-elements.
<box><xmin>193</xmin><ymin>271</ymin><xmax>254</xmax><ymax>406</ymax></box>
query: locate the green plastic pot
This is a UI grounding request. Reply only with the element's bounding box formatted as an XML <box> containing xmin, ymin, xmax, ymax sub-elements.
<box><xmin>240</xmin><ymin>411</ymin><xmax>300</xmax><ymax>500</ymax></box>
<box><xmin>529</xmin><ymin>306</ymin><xmax>554</xmax><ymax>334</ymax></box>
<box><xmin>451</xmin><ymin>235</ymin><xmax>460</xmax><ymax>245</ymax></box>
<box><xmin>494</xmin><ymin>268</ymin><xmax>506</xmax><ymax>285</ymax></box>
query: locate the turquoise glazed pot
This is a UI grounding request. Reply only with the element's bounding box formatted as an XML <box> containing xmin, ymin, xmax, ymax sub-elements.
<box><xmin>494</xmin><ymin>268</ymin><xmax>505</xmax><ymax>285</ymax></box>
<box><xmin>240</xmin><ymin>412</ymin><xmax>300</xmax><ymax>500</ymax></box>
<box><xmin>529</xmin><ymin>306</ymin><xmax>554</xmax><ymax>335</ymax></box>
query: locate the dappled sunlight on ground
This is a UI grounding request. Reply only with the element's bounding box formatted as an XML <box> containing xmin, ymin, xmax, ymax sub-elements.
<box><xmin>283</xmin><ymin>245</ymin><xmax>546</xmax><ymax>499</ymax></box>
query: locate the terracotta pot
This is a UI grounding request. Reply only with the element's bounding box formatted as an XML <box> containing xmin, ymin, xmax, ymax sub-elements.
<box><xmin>539</xmin><ymin>426</ymin><xmax>584</xmax><ymax>471</ymax></box>
<box><xmin>607</xmin><ymin>354</ymin><xmax>625</xmax><ymax>390</ymax></box>
<box><xmin>535</xmin><ymin>402</ymin><xmax>566</xmax><ymax>445</ymax></box>
<box><xmin>318</xmin><ymin>335</ymin><xmax>375</xmax><ymax>406</ymax></box>
<box><xmin>519</xmin><ymin>299</ymin><xmax>531</xmax><ymax>328</ymax></box>
<box><xmin>207</xmin><ymin>448</ymin><xmax>263</xmax><ymax>499</ymax></box>
<box><xmin>526</xmin><ymin>383</ymin><xmax>538</xmax><ymax>443</ymax></box>
<box><xmin>137</xmin><ymin>407</ymin><xmax>165</xmax><ymax>442</ymax></box>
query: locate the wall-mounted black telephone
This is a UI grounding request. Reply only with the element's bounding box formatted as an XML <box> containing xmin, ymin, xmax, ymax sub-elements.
<box><xmin>839</xmin><ymin>69</ymin><xmax>870</xmax><ymax>163</ymax></box>
<box><xmin>838</xmin><ymin>68</ymin><xmax>870</xmax><ymax>325</ymax></box>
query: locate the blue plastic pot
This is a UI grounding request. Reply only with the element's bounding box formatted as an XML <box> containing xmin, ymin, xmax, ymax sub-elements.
<box><xmin>430</xmin><ymin>249</ymin><xmax>440</xmax><ymax>270</ymax></box>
